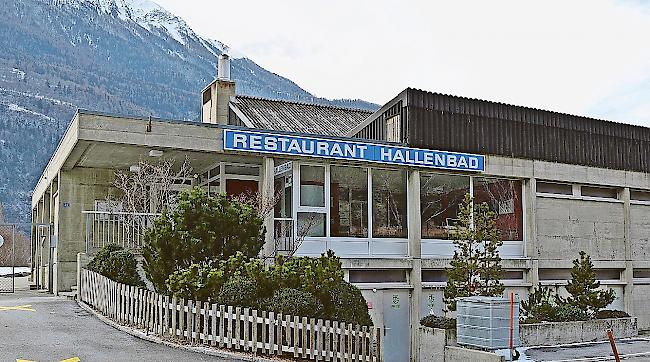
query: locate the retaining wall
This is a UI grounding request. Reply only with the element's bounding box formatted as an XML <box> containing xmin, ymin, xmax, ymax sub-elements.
<box><xmin>520</xmin><ymin>317</ymin><xmax>638</xmax><ymax>346</ymax></box>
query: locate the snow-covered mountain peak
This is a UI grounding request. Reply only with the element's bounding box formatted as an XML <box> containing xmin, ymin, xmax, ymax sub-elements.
<box><xmin>51</xmin><ymin>0</ymin><xmax>241</xmax><ymax>56</ymax></box>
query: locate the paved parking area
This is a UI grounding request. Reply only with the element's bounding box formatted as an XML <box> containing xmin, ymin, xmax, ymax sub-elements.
<box><xmin>0</xmin><ymin>291</ymin><xmax>240</xmax><ymax>362</ymax></box>
<box><xmin>521</xmin><ymin>338</ymin><xmax>650</xmax><ymax>361</ymax></box>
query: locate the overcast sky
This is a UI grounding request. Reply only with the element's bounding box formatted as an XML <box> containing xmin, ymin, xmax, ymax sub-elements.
<box><xmin>156</xmin><ymin>0</ymin><xmax>650</xmax><ymax>126</ymax></box>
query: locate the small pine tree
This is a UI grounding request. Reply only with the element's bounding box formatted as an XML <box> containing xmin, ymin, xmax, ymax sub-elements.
<box><xmin>560</xmin><ymin>251</ymin><xmax>615</xmax><ymax>317</ymax></box>
<box><xmin>444</xmin><ymin>194</ymin><xmax>505</xmax><ymax>312</ymax></box>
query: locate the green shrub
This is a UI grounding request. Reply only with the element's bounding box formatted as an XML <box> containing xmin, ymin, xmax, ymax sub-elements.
<box><xmin>594</xmin><ymin>310</ymin><xmax>630</xmax><ymax>319</ymax></box>
<box><xmin>217</xmin><ymin>277</ymin><xmax>260</xmax><ymax>308</ymax></box>
<box><xmin>87</xmin><ymin>244</ymin><xmax>144</xmax><ymax>287</ymax></box>
<box><xmin>165</xmin><ymin>263</ymin><xmax>224</xmax><ymax>301</ymax></box>
<box><xmin>521</xmin><ymin>286</ymin><xmax>556</xmax><ymax>323</ymax></box>
<box><xmin>420</xmin><ymin>315</ymin><xmax>457</xmax><ymax>330</ymax></box>
<box><xmin>324</xmin><ymin>281</ymin><xmax>373</xmax><ymax>326</ymax></box>
<box><xmin>269</xmin><ymin>250</ymin><xmax>343</xmax><ymax>299</ymax></box>
<box><xmin>264</xmin><ymin>288</ymin><xmax>324</xmax><ymax>318</ymax></box>
<box><xmin>143</xmin><ymin>188</ymin><xmax>265</xmax><ymax>292</ymax></box>
<box><xmin>550</xmin><ymin>304</ymin><xmax>588</xmax><ymax>322</ymax></box>
<box><xmin>559</xmin><ymin>251</ymin><xmax>616</xmax><ymax>317</ymax></box>
<box><xmin>165</xmin><ymin>252</ymin><xmax>271</xmax><ymax>301</ymax></box>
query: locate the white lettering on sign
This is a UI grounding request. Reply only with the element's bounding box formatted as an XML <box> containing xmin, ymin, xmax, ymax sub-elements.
<box><xmin>223</xmin><ymin>129</ymin><xmax>486</xmax><ymax>172</ymax></box>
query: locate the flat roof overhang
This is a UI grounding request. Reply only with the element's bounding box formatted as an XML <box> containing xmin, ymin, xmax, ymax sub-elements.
<box><xmin>31</xmin><ymin>111</ymin><xmax>236</xmax><ymax>207</ymax></box>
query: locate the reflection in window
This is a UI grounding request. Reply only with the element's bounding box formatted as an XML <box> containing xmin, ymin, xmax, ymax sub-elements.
<box><xmin>372</xmin><ymin>169</ymin><xmax>407</xmax><ymax>238</ymax></box>
<box><xmin>274</xmin><ymin>174</ymin><xmax>292</xmax><ymax>218</ymax></box>
<box><xmin>300</xmin><ymin>165</ymin><xmax>325</xmax><ymax>207</ymax></box>
<box><xmin>420</xmin><ymin>173</ymin><xmax>470</xmax><ymax>239</ymax></box>
<box><xmin>473</xmin><ymin>177</ymin><xmax>523</xmax><ymax>241</ymax></box>
<box><xmin>297</xmin><ymin>212</ymin><xmax>326</xmax><ymax>237</ymax></box>
<box><xmin>330</xmin><ymin>166</ymin><xmax>368</xmax><ymax>237</ymax></box>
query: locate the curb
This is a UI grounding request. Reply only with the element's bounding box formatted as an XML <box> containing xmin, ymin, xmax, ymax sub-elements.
<box><xmin>77</xmin><ymin>300</ymin><xmax>279</xmax><ymax>362</ymax></box>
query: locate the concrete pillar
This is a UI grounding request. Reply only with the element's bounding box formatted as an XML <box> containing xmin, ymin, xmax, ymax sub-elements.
<box><xmin>259</xmin><ymin>157</ymin><xmax>275</xmax><ymax>258</ymax></box>
<box><xmin>526</xmin><ymin>178</ymin><xmax>539</xmax><ymax>287</ymax></box>
<box><xmin>57</xmin><ymin>168</ymin><xmax>116</xmax><ymax>292</ymax></box>
<box><xmin>622</xmin><ymin>187</ymin><xmax>634</xmax><ymax>314</ymax></box>
<box><xmin>407</xmin><ymin>169</ymin><xmax>422</xmax><ymax>361</ymax></box>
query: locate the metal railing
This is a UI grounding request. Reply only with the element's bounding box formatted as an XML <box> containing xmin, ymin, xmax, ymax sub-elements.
<box><xmin>83</xmin><ymin>211</ymin><xmax>160</xmax><ymax>253</ymax></box>
<box><xmin>274</xmin><ymin>218</ymin><xmax>295</xmax><ymax>254</ymax></box>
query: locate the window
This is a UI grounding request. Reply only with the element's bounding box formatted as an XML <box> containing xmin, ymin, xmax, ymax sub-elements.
<box><xmin>372</xmin><ymin>169</ymin><xmax>408</xmax><ymax>238</ymax></box>
<box><xmin>537</xmin><ymin>181</ymin><xmax>573</xmax><ymax>195</ymax></box>
<box><xmin>582</xmin><ymin>186</ymin><xmax>618</xmax><ymax>199</ymax></box>
<box><xmin>349</xmin><ymin>269</ymin><xmax>407</xmax><ymax>283</ymax></box>
<box><xmin>330</xmin><ymin>166</ymin><xmax>368</xmax><ymax>237</ymax></box>
<box><xmin>633</xmin><ymin>269</ymin><xmax>650</xmax><ymax>279</ymax></box>
<box><xmin>503</xmin><ymin>270</ymin><xmax>525</xmax><ymax>280</ymax></box>
<box><xmin>386</xmin><ymin>115</ymin><xmax>401</xmax><ymax>143</ymax></box>
<box><xmin>274</xmin><ymin>174</ymin><xmax>292</xmax><ymax>218</ymax></box>
<box><xmin>297</xmin><ymin>212</ymin><xmax>326</xmax><ymax>237</ymax></box>
<box><xmin>420</xmin><ymin>173</ymin><xmax>470</xmax><ymax>239</ymax></box>
<box><xmin>539</xmin><ymin>269</ymin><xmax>571</xmax><ymax>281</ymax></box>
<box><xmin>422</xmin><ymin>270</ymin><xmax>447</xmax><ymax>283</ymax></box>
<box><xmin>473</xmin><ymin>177</ymin><xmax>523</xmax><ymax>241</ymax></box>
<box><xmin>596</xmin><ymin>269</ymin><xmax>621</xmax><ymax>281</ymax></box>
<box><xmin>631</xmin><ymin>190</ymin><xmax>650</xmax><ymax>202</ymax></box>
<box><xmin>300</xmin><ymin>165</ymin><xmax>325</xmax><ymax>207</ymax></box>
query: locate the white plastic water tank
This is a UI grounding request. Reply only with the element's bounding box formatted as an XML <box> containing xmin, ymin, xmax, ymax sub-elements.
<box><xmin>456</xmin><ymin>296</ymin><xmax>520</xmax><ymax>350</ymax></box>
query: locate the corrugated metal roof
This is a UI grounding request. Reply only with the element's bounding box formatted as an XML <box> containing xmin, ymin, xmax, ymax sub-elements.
<box><xmin>230</xmin><ymin>95</ymin><xmax>372</xmax><ymax>136</ymax></box>
<box><xmin>352</xmin><ymin>88</ymin><xmax>650</xmax><ymax>172</ymax></box>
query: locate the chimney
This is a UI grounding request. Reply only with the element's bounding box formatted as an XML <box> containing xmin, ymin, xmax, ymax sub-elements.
<box><xmin>218</xmin><ymin>54</ymin><xmax>231</xmax><ymax>81</ymax></box>
<box><xmin>201</xmin><ymin>53</ymin><xmax>236</xmax><ymax>124</ymax></box>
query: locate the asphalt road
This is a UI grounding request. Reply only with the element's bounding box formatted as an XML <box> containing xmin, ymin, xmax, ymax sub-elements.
<box><xmin>0</xmin><ymin>291</ymin><xmax>241</xmax><ymax>362</ymax></box>
<box><xmin>523</xmin><ymin>338</ymin><xmax>650</xmax><ymax>361</ymax></box>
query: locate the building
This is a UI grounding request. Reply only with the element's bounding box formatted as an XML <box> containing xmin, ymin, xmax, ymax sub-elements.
<box><xmin>31</xmin><ymin>55</ymin><xmax>650</xmax><ymax>361</ymax></box>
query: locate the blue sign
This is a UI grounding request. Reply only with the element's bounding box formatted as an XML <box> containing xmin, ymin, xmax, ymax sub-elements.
<box><xmin>223</xmin><ymin>129</ymin><xmax>485</xmax><ymax>172</ymax></box>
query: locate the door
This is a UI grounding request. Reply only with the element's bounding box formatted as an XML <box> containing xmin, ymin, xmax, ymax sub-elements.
<box><xmin>382</xmin><ymin>290</ymin><xmax>411</xmax><ymax>361</ymax></box>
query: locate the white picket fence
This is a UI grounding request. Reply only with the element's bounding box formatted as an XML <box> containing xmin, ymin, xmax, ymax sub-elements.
<box><xmin>79</xmin><ymin>269</ymin><xmax>383</xmax><ymax>361</ymax></box>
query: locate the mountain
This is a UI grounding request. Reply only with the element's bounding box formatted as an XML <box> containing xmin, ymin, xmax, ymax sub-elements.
<box><xmin>0</xmin><ymin>0</ymin><xmax>378</xmax><ymax>223</ymax></box>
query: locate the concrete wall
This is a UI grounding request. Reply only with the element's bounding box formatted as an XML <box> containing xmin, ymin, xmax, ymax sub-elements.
<box><xmin>56</xmin><ymin>167</ymin><xmax>118</xmax><ymax>293</ymax></box>
<box><xmin>520</xmin><ymin>318</ymin><xmax>637</xmax><ymax>346</ymax></box>
<box><xmin>444</xmin><ymin>346</ymin><xmax>504</xmax><ymax>362</ymax></box>
<box><xmin>630</xmin><ymin>205</ymin><xmax>650</xmax><ymax>260</ymax></box>
<box><xmin>420</xmin><ymin>327</ymin><xmax>503</xmax><ymax>362</ymax></box>
<box><xmin>631</xmin><ymin>284</ymin><xmax>650</xmax><ymax>330</ymax></box>
<box><xmin>536</xmin><ymin>197</ymin><xmax>625</xmax><ymax>261</ymax></box>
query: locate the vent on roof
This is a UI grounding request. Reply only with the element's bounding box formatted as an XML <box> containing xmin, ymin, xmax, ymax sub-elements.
<box><xmin>218</xmin><ymin>53</ymin><xmax>230</xmax><ymax>81</ymax></box>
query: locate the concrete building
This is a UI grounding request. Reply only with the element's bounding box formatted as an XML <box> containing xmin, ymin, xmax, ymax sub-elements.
<box><xmin>32</xmin><ymin>55</ymin><xmax>650</xmax><ymax>361</ymax></box>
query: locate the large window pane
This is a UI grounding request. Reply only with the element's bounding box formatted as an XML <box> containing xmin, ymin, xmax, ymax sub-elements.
<box><xmin>300</xmin><ymin>165</ymin><xmax>325</xmax><ymax>207</ymax></box>
<box><xmin>473</xmin><ymin>177</ymin><xmax>523</xmax><ymax>241</ymax></box>
<box><xmin>420</xmin><ymin>173</ymin><xmax>470</xmax><ymax>239</ymax></box>
<box><xmin>330</xmin><ymin>166</ymin><xmax>368</xmax><ymax>237</ymax></box>
<box><xmin>297</xmin><ymin>212</ymin><xmax>326</xmax><ymax>237</ymax></box>
<box><xmin>372</xmin><ymin>169</ymin><xmax>407</xmax><ymax>238</ymax></box>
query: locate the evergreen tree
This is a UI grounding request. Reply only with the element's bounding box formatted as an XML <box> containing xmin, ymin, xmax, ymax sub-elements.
<box><xmin>443</xmin><ymin>194</ymin><xmax>505</xmax><ymax>312</ymax></box>
<box><xmin>559</xmin><ymin>251</ymin><xmax>615</xmax><ymax>317</ymax></box>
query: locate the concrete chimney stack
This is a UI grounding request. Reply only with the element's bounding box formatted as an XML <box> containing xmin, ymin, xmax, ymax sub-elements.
<box><xmin>218</xmin><ymin>53</ymin><xmax>231</xmax><ymax>81</ymax></box>
<box><xmin>201</xmin><ymin>53</ymin><xmax>236</xmax><ymax>124</ymax></box>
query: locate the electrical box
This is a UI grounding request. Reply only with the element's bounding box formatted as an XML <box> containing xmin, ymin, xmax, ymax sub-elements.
<box><xmin>456</xmin><ymin>296</ymin><xmax>520</xmax><ymax>350</ymax></box>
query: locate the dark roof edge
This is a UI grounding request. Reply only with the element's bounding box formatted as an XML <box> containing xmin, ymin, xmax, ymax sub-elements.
<box><xmin>407</xmin><ymin>87</ymin><xmax>648</xmax><ymax>132</ymax></box>
<box><xmin>346</xmin><ymin>89</ymin><xmax>409</xmax><ymax>137</ymax></box>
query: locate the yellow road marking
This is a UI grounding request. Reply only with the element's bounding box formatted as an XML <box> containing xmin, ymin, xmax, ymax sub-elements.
<box><xmin>16</xmin><ymin>357</ymin><xmax>80</xmax><ymax>362</ymax></box>
<box><xmin>0</xmin><ymin>304</ymin><xmax>35</xmax><ymax>312</ymax></box>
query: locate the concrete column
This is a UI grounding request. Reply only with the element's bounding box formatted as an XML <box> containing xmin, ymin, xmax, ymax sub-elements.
<box><xmin>57</xmin><ymin>168</ymin><xmax>116</xmax><ymax>292</ymax></box>
<box><xmin>526</xmin><ymin>178</ymin><xmax>539</xmax><ymax>287</ymax></box>
<box><xmin>259</xmin><ymin>157</ymin><xmax>275</xmax><ymax>258</ymax></box>
<box><xmin>622</xmin><ymin>187</ymin><xmax>634</xmax><ymax>314</ymax></box>
<box><xmin>407</xmin><ymin>169</ymin><xmax>422</xmax><ymax>362</ymax></box>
